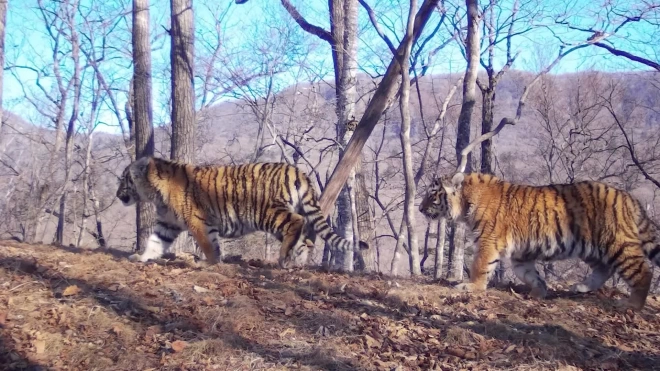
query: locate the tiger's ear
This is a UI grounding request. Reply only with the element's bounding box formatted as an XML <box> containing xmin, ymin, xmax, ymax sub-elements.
<box><xmin>130</xmin><ymin>156</ymin><xmax>152</xmax><ymax>178</ymax></box>
<box><xmin>451</xmin><ymin>172</ymin><xmax>465</xmax><ymax>189</ymax></box>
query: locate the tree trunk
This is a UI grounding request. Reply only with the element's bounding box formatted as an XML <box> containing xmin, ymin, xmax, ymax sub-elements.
<box><xmin>331</xmin><ymin>0</ymin><xmax>360</xmax><ymax>272</ymax></box>
<box><xmin>132</xmin><ymin>0</ymin><xmax>155</xmax><ymax>252</ymax></box>
<box><xmin>76</xmin><ymin>132</ymin><xmax>94</xmax><ymax>248</ymax></box>
<box><xmin>480</xmin><ymin>88</ymin><xmax>495</xmax><ymax>173</ymax></box>
<box><xmin>434</xmin><ymin>218</ymin><xmax>446</xmax><ymax>279</ymax></box>
<box><xmin>55</xmin><ymin>2</ymin><xmax>82</xmax><ymax>245</ymax></box>
<box><xmin>169</xmin><ymin>0</ymin><xmax>197</xmax><ymax>255</ymax></box>
<box><xmin>0</xmin><ymin>0</ymin><xmax>6</xmax><ymax>139</ymax></box>
<box><xmin>355</xmin><ymin>170</ymin><xmax>375</xmax><ymax>270</ymax></box>
<box><xmin>398</xmin><ymin>0</ymin><xmax>421</xmax><ymax>276</ymax></box>
<box><xmin>170</xmin><ymin>0</ymin><xmax>195</xmax><ymax>163</ymax></box>
<box><xmin>449</xmin><ymin>0</ymin><xmax>481</xmax><ymax>281</ymax></box>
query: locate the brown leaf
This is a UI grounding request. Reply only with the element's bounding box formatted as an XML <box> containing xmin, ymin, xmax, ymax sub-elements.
<box><xmin>0</xmin><ymin>312</ymin><xmax>6</xmax><ymax>326</ymax></box>
<box><xmin>446</xmin><ymin>347</ymin><xmax>466</xmax><ymax>358</ymax></box>
<box><xmin>193</xmin><ymin>285</ymin><xmax>209</xmax><ymax>293</ymax></box>
<box><xmin>62</xmin><ymin>285</ymin><xmax>81</xmax><ymax>296</ymax></box>
<box><xmin>364</xmin><ymin>334</ymin><xmax>382</xmax><ymax>348</ymax></box>
<box><xmin>279</xmin><ymin>328</ymin><xmax>296</xmax><ymax>338</ymax></box>
<box><xmin>171</xmin><ymin>340</ymin><xmax>187</xmax><ymax>352</ymax></box>
<box><xmin>284</xmin><ymin>306</ymin><xmax>293</xmax><ymax>316</ymax></box>
<box><xmin>504</xmin><ymin>344</ymin><xmax>516</xmax><ymax>353</ymax></box>
<box><xmin>112</xmin><ymin>325</ymin><xmax>123</xmax><ymax>335</ymax></box>
<box><xmin>618</xmin><ymin>344</ymin><xmax>634</xmax><ymax>352</ymax></box>
<box><xmin>33</xmin><ymin>340</ymin><xmax>45</xmax><ymax>354</ymax></box>
<box><xmin>202</xmin><ymin>296</ymin><xmax>214</xmax><ymax>306</ymax></box>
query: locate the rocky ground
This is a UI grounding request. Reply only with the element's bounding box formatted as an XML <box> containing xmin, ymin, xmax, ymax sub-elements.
<box><xmin>1</xmin><ymin>240</ymin><xmax>659</xmax><ymax>370</ymax></box>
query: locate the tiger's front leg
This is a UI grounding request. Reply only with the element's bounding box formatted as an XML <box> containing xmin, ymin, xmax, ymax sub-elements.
<box><xmin>128</xmin><ymin>221</ymin><xmax>183</xmax><ymax>263</ymax></box>
<box><xmin>456</xmin><ymin>238</ymin><xmax>502</xmax><ymax>293</ymax></box>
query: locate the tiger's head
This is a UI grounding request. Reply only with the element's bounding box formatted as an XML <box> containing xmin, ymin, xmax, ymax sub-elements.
<box><xmin>419</xmin><ymin>172</ymin><xmax>465</xmax><ymax>221</ymax></box>
<box><xmin>116</xmin><ymin>157</ymin><xmax>154</xmax><ymax>206</ymax></box>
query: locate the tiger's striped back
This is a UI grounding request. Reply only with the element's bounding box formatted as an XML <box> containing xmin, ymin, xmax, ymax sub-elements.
<box><xmin>419</xmin><ymin>172</ymin><xmax>660</xmax><ymax>309</ymax></box>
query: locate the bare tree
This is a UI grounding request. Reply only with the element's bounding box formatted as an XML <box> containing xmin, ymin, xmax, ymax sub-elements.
<box><xmin>0</xmin><ymin>0</ymin><xmax>6</xmax><ymax>139</ymax></box>
<box><xmin>170</xmin><ymin>0</ymin><xmax>195</xmax><ymax>162</ymax></box>
<box><xmin>53</xmin><ymin>0</ymin><xmax>83</xmax><ymax>245</ymax></box>
<box><xmin>168</xmin><ymin>0</ymin><xmax>197</xmax><ymax>255</ymax></box>
<box><xmin>132</xmin><ymin>0</ymin><xmax>155</xmax><ymax>252</ymax></box>
<box><xmin>397</xmin><ymin>0</ymin><xmax>423</xmax><ymax>276</ymax></box>
<box><xmin>317</xmin><ymin>0</ymin><xmax>440</xmax><ymax>216</ymax></box>
<box><xmin>446</xmin><ymin>0</ymin><xmax>482</xmax><ymax>281</ymax></box>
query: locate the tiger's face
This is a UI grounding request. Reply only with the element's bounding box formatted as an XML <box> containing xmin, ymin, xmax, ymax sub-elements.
<box><xmin>419</xmin><ymin>173</ymin><xmax>465</xmax><ymax>221</ymax></box>
<box><xmin>116</xmin><ymin>165</ymin><xmax>140</xmax><ymax>206</ymax></box>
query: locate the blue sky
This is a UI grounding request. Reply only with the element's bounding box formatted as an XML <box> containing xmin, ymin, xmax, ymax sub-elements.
<box><xmin>3</xmin><ymin>0</ymin><xmax>657</xmax><ymax>135</ymax></box>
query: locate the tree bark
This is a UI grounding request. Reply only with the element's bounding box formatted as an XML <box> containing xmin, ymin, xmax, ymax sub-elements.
<box><xmin>170</xmin><ymin>0</ymin><xmax>195</xmax><ymax>162</ymax></box>
<box><xmin>132</xmin><ymin>0</ymin><xmax>155</xmax><ymax>252</ymax></box>
<box><xmin>434</xmin><ymin>218</ymin><xmax>447</xmax><ymax>279</ymax></box>
<box><xmin>0</xmin><ymin>0</ymin><xmax>6</xmax><ymax>139</ymax></box>
<box><xmin>449</xmin><ymin>0</ymin><xmax>481</xmax><ymax>281</ymax></box>
<box><xmin>55</xmin><ymin>0</ymin><xmax>82</xmax><ymax>245</ymax></box>
<box><xmin>169</xmin><ymin>0</ymin><xmax>197</xmax><ymax>255</ymax></box>
<box><xmin>398</xmin><ymin>0</ymin><xmax>421</xmax><ymax>276</ymax></box>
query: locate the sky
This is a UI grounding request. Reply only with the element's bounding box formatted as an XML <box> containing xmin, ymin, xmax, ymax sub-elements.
<box><xmin>2</xmin><ymin>0</ymin><xmax>657</xmax><ymax>135</ymax></box>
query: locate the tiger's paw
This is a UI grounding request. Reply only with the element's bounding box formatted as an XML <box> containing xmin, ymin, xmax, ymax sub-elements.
<box><xmin>569</xmin><ymin>283</ymin><xmax>592</xmax><ymax>293</ymax></box>
<box><xmin>128</xmin><ymin>253</ymin><xmax>143</xmax><ymax>263</ymax></box>
<box><xmin>530</xmin><ymin>286</ymin><xmax>548</xmax><ymax>300</ymax></box>
<box><xmin>278</xmin><ymin>256</ymin><xmax>294</xmax><ymax>270</ymax></box>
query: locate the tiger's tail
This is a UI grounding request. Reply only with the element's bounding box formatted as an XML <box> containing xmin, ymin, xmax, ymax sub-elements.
<box><xmin>637</xmin><ymin>205</ymin><xmax>660</xmax><ymax>267</ymax></box>
<box><xmin>294</xmin><ymin>182</ymin><xmax>368</xmax><ymax>253</ymax></box>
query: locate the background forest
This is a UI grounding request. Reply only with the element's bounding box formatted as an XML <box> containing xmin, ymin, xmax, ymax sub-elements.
<box><xmin>0</xmin><ymin>0</ymin><xmax>659</xmax><ymax>289</ymax></box>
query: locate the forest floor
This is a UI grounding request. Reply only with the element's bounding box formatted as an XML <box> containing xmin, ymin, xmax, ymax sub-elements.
<box><xmin>1</xmin><ymin>241</ymin><xmax>660</xmax><ymax>371</ymax></box>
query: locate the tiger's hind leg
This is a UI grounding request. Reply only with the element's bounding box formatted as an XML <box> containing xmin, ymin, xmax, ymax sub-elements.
<box><xmin>607</xmin><ymin>241</ymin><xmax>652</xmax><ymax>310</ymax></box>
<box><xmin>511</xmin><ymin>260</ymin><xmax>548</xmax><ymax>299</ymax></box>
<box><xmin>267</xmin><ymin>205</ymin><xmax>306</xmax><ymax>269</ymax></box>
<box><xmin>205</xmin><ymin>226</ymin><xmax>224</xmax><ymax>262</ymax></box>
<box><xmin>570</xmin><ymin>261</ymin><xmax>612</xmax><ymax>293</ymax></box>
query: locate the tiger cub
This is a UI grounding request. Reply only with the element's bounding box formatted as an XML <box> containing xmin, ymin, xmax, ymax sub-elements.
<box><xmin>116</xmin><ymin>156</ymin><xmax>368</xmax><ymax>268</ymax></box>
<box><xmin>419</xmin><ymin>172</ymin><xmax>660</xmax><ymax>310</ymax></box>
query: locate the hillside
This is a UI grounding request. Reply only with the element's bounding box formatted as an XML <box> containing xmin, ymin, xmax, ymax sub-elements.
<box><xmin>1</xmin><ymin>241</ymin><xmax>660</xmax><ymax>370</ymax></box>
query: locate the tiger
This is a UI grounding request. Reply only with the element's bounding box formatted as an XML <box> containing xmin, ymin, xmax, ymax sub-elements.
<box><xmin>419</xmin><ymin>172</ymin><xmax>660</xmax><ymax>310</ymax></box>
<box><xmin>115</xmin><ymin>156</ymin><xmax>368</xmax><ymax>268</ymax></box>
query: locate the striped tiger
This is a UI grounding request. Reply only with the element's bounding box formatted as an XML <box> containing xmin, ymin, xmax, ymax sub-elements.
<box><xmin>419</xmin><ymin>172</ymin><xmax>660</xmax><ymax>310</ymax></box>
<box><xmin>115</xmin><ymin>156</ymin><xmax>368</xmax><ymax>268</ymax></box>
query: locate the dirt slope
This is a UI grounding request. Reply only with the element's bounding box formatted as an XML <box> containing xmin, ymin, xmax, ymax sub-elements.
<box><xmin>1</xmin><ymin>241</ymin><xmax>659</xmax><ymax>371</ymax></box>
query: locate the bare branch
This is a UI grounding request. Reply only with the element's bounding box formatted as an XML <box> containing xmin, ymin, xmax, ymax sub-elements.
<box><xmin>593</xmin><ymin>42</ymin><xmax>660</xmax><ymax>71</ymax></box>
<box><xmin>280</xmin><ymin>0</ymin><xmax>333</xmax><ymax>44</ymax></box>
<box><xmin>358</xmin><ymin>0</ymin><xmax>397</xmax><ymax>54</ymax></box>
<box><xmin>456</xmin><ymin>42</ymin><xmax>591</xmax><ymax>173</ymax></box>
<box><xmin>604</xmin><ymin>104</ymin><xmax>660</xmax><ymax>189</ymax></box>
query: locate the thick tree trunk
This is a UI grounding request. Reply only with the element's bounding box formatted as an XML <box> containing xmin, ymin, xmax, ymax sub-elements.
<box><xmin>132</xmin><ymin>0</ymin><xmax>155</xmax><ymax>252</ymax></box>
<box><xmin>170</xmin><ymin>0</ymin><xmax>195</xmax><ymax>163</ymax></box>
<box><xmin>169</xmin><ymin>0</ymin><xmax>197</xmax><ymax>255</ymax></box>
<box><xmin>331</xmin><ymin>0</ymin><xmax>360</xmax><ymax>272</ymax></box>
<box><xmin>0</xmin><ymin>0</ymin><xmax>6</xmax><ymax>139</ymax></box>
<box><xmin>355</xmin><ymin>170</ymin><xmax>375</xmax><ymax>270</ymax></box>
<box><xmin>449</xmin><ymin>0</ymin><xmax>481</xmax><ymax>281</ymax></box>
